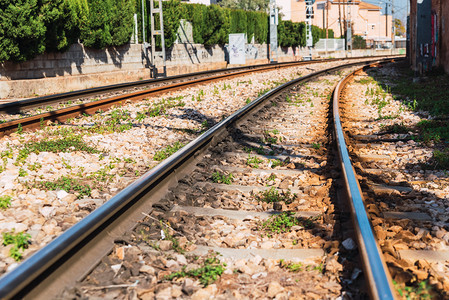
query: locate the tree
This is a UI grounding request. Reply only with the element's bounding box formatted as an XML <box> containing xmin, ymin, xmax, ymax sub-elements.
<box><xmin>110</xmin><ymin>0</ymin><xmax>136</xmax><ymax>46</ymax></box>
<box><xmin>80</xmin><ymin>0</ymin><xmax>112</xmax><ymax>48</ymax></box>
<box><xmin>352</xmin><ymin>35</ymin><xmax>366</xmax><ymax>49</ymax></box>
<box><xmin>394</xmin><ymin>18</ymin><xmax>405</xmax><ymax>37</ymax></box>
<box><xmin>219</xmin><ymin>0</ymin><xmax>268</xmax><ymax>12</ymax></box>
<box><xmin>41</xmin><ymin>0</ymin><xmax>81</xmax><ymax>52</ymax></box>
<box><xmin>230</xmin><ymin>9</ymin><xmax>247</xmax><ymax>34</ymax></box>
<box><xmin>0</xmin><ymin>0</ymin><xmax>46</xmax><ymax>62</ymax></box>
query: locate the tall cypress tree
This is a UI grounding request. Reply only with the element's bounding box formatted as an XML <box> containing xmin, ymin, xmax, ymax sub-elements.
<box><xmin>0</xmin><ymin>0</ymin><xmax>46</xmax><ymax>62</ymax></box>
<box><xmin>41</xmin><ymin>0</ymin><xmax>81</xmax><ymax>52</ymax></box>
<box><xmin>110</xmin><ymin>0</ymin><xmax>135</xmax><ymax>46</ymax></box>
<box><xmin>80</xmin><ymin>0</ymin><xmax>112</xmax><ymax>48</ymax></box>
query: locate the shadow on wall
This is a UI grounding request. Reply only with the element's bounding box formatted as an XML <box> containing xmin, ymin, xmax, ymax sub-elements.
<box><xmin>0</xmin><ymin>43</ymin><xmax>135</xmax><ymax>80</ymax></box>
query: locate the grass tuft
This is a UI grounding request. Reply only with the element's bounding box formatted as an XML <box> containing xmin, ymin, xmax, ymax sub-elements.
<box><xmin>153</xmin><ymin>141</ymin><xmax>185</xmax><ymax>161</ymax></box>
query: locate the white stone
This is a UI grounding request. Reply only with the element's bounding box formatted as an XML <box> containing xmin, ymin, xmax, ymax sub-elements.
<box><xmin>251</xmin><ymin>272</ymin><xmax>267</xmax><ymax>279</ymax></box>
<box><xmin>342</xmin><ymin>238</ymin><xmax>357</xmax><ymax>250</ymax></box>
<box><xmin>0</xmin><ymin>222</ymin><xmax>28</xmax><ymax>232</ymax></box>
<box><xmin>267</xmin><ymin>281</ymin><xmax>284</xmax><ymax>298</ymax></box>
<box><xmin>139</xmin><ymin>265</ymin><xmax>155</xmax><ymax>275</ymax></box>
<box><xmin>39</xmin><ymin>206</ymin><xmax>55</xmax><ymax>219</ymax></box>
<box><xmin>175</xmin><ymin>254</ymin><xmax>187</xmax><ymax>265</ymax></box>
<box><xmin>56</xmin><ymin>190</ymin><xmax>69</xmax><ymax>200</ymax></box>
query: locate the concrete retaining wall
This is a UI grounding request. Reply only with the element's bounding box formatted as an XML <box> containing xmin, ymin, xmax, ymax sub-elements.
<box><xmin>0</xmin><ymin>42</ymin><xmax>404</xmax><ymax>99</ymax></box>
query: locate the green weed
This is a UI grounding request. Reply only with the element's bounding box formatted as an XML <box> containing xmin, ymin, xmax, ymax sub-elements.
<box><xmin>0</xmin><ymin>195</ymin><xmax>12</xmax><ymax>209</ymax></box>
<box><xmin>18</xmin><ymin>168</ymin><xmax>27</xmax><ymax>177</ymax></box>
<box><xmin>260</xmin><ymin>212</ymin><xmax>300</xmax><ymax>233</ymax></box>
<box><xmin>260</xmin><ymin>212</ymin><xmax>315</xmax><ymax>234</ymax></box>
<box><xmin>267</xmin><ymin>174</ymin><xmax>276</xmax><ymax>181</ymax></box>
<box><xmin>280</xmin><ymin>260</ymin><xmax>324</xmax><ymax>273</ymax></box>
<box><xmin>88</xmin><ymin>162</ymin><xmax>117</xmax><ymax>183</ymax></box>
<box><xmin>17</xmin><ymin>124</ymin><xmax>23</xmax><ymax>135</ymax></box>
<box><xmin>416</xmin><ymin>120</ymin><xmax>449</xmax><ymax>143</ymax></box>
<box><xmin>153</xmin><ymin>141</ymin><xmax>185</xmax><ymax>161</ymax></box>
<box><xmin>165</xmin><ymin>253</ymin><xmax>226</xmax><ymax>287</ymax></box>
<box><xmin>356</xmin><ymin>78</ymin><xmax>374</xmax><ymax>84</ymax></box>
<box><xmin>257</xmin><ymin>88</ymin><xmax>271</xmax><ymax>97</ymax></box>
<box><xmin>37</xmin><ymin>176</ymin><xmax>91</xmax><ymax>198</ymax></box>
<box><xmin>428</xmin><ymin>149</ymin><xmax>449</xmax><ymax>170</ymax></box>
<box><xmin>255</xmin><ymin>187</ymin><xmax>295</xmax><ymax>203</ymax></box>
<box><xmin>136</xmin><ymin>112</ymin><xmax>147</xmax><ymax>122</ymax></box>
<box><xmin>15</xmin><ymin>137</ymin><xmax>100</xmax><ymax>166</ymax></box>
<box><xmin>246</xmin><ymin>155</ymin><xmax>263</xmax><ymax>168</ymax></box>
<box><xmin>2</xmin><ymin>231</ymin><xmax>31</xmax><ymax>261</ymax></box>
<box><xmin>160</xmin><ymin>220</ymin><xmax>184</xmax><ymax>253</ymax></box>
<box><xmin>269</xmin><ymin>159</ymin><xmax>285</xmax><ymax>168</ymax></box>
<box><xmin>312</xmin><ymin>142</ymin><xmax>321</xmax><ymax>150</ymax></box>
<box><xmin>212</xmin><ymin>171</ymin><xmax>234</xmax><ymax>184</ymax></box>
<box><xmin>393</xmin><ymin>280</ymin><xmax>433</xmax><ymax>299</ymax></box>
<box><xmin>27</xmin><ymin>162</ymin><xmax>42</xmax><ymax>171</ymax></box>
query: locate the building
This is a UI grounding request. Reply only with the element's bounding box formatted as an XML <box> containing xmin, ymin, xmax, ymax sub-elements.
<box><xmin>289</xmin><ymin>0</ymin><xmax>392</xmax><ymax>46</ymax></box>
<box><xmin>409</xmin><ymin>0</ymin><xmax>449</xmax><ymax>74</ymax></box>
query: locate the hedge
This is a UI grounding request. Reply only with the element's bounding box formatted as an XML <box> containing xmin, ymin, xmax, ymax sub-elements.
<box><xmin>0</xmin><ymin>0</ymin><xmax>330</xmax><ymax>62</ymax></box>
<box><xmin>0</xmin><ymin>0</ymin><xmax>47</xmax><ymax>62</ymax></box>
<box><xmin>0</xmin><ymin>0</ymin><xmax>135</xmax><ymax>62</ymax></box>
<box><xmin>80</xmin><ymin>0</ymin><xmax>135</xmax><ymax>48</ymax></box>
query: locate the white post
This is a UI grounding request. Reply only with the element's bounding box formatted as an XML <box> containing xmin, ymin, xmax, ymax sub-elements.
<box><xmin>132</xmin><ymin>14</ymin><xmax>138</xmax><ymax>43</ymax></box>
<box><xmin>142</xmin><ymin>0</ymin><xmax>145</xmax><ymax>44</ymax></box>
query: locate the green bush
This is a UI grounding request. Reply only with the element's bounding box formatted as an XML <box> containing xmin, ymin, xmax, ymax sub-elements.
<box><xmin>185</xmin><ymin>4</ymin><xmax>229</xmax><ymax>47</ymax></box>
<box><xmin>202</xmin><ymin>5</ymin><xmax>230</xmax><ymax>46</ymax></box>
<box><xmin>352</xmin><ymin>34</ymin><xmax>366</xmax><ymax>49</ymax></box>
<box><xmin>162</xmin><ymin>0</ymin><xmax>188</xmax><ymax>48</ymax></box>
<box><xmin>41</xmin><ymin>0</ymin><xmax>81</xmax><ymax>53</ymax></box>
<box><xmin>253</xmin><ymin>12</ymin><xmax>268</xmax><ymax>44</ymax></box>
<box><xmin>0</xmin><ymin>0</ymin><xmax>46</xmax><ymax>62</ymax></box>
<box><xmin>80</xmin><ymin>0</ymin><xmax>112</xmax><ymax>48</ymax></box>
<box><xmin>230</xmin><ymin>9</ymin><xmax>247</xmax><ymax>35</ymax></box>
<box><xmin>0</xmin><ymin>0</ymin><xmax>330</xmax><ymax>61</ymax></box>
<box><xmin>278</xmin><ymin>20</ymin><xmax>305</xmax><ymax>48</ymax></box>
<box><xmin>110</xmin><ymin>0</ymin><xmax>136</xmax><ymax>46</ymax></box>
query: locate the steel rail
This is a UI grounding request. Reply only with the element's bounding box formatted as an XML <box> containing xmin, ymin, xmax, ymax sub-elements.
<box><xmin>0</xmin><ymin>56</ymin><xmax>403</xmax><ymax>138</ymax></box>
<box><xmin>0</xmin><ymin>58</ymin><xmax>398</xmax><ymax>299</ymax></box>
<box><xmin>333</xmin><ymin>65</ymin><xmax>396</xmax><ymax>299</ymax></box>
<box><xmin>0</xmin><ymin>59</ymin><xmax>325</xmax><ymax>115</ymax></box>
<box><xmin>0</xmin><ymin>55</ymin><xmax>403</xmax><ymax>115</ymax></box>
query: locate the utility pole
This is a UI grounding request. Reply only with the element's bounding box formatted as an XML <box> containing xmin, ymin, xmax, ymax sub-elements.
<box><xmin>142</xmin><ymin>0</ymin><xmax>146</xmax><ymax>44</ymax></box>
<box><xmin>338</xmin><ymin>0</ymin><xmax>342</xmax><ymax>38</ymax></box>
<box><xmin>269</xmin><ymin>0</ymin><xmax>278</xmax><ymax>62</ymax></box>
<box><xmin>150</xmin><ymin>0</ymin><xmax>167</xmax><ymax>77</ymax></box>
<box><xmin>385</xmin><ymin>2</ymin><xmax>388</xmax><ymax>37</ymax></box>
<box><xmin>347</xmin><ymin>0</ymin><xmax>352</xmax><ymax>54</ymax></box>
<box><xmin>391</xmin><ymin>0</ymin><xmax>395</xmax><ymax>50</ymax></box>
<box><xmin>304</xmin><ymin>0</ymin><xmax>315</xmax><ymax>60</ymax></box>
<box><xmin>326</xmin><ymin>0</ymin><xmax>329</xmax><ymax>39</ymax></box>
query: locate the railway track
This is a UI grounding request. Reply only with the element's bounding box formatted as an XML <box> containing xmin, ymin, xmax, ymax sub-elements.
<box><xmin>339</xmin><ymin>65</ymin><xmax>449</xmax><ymax>298</ymax></box>
<box><xmin>0</xmin><ymin>56</ymin><xmax>401</xmax><ymax>137</ymax></box>
<box><xmin>0</xmin><ymin>58</ymin><xmax>403</xmax><ymax>299</ymax></box>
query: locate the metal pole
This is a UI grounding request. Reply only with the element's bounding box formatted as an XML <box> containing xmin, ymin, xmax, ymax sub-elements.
<box><xmin>142</xmin><ymin>0</ymin><xmax>145</xmax><ymax>44</ymax></box>
<box><xmin>346</xmin><ymin>0</ymin><xmax>352</xmax><ymax>55</ymax></box>
<box><xmin>391</xmin><ymin>0</ymin><xmax>395</xmax><ymax>51</ymax></box>
<box><xmin>385</xmin><ymin>3</ymin><xmax>388</xmax><ymax>37</ymax></box>
<box><xmin>269</xmin><ymin>0</ymin><xmax>278</xmax><ymax>62</ymax></box>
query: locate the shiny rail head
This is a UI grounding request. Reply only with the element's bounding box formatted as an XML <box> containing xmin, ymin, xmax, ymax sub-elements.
<box><xmin>332</xmin><ymin>61</ymin><xmax>397</xmax><ymax>300</ymax></box>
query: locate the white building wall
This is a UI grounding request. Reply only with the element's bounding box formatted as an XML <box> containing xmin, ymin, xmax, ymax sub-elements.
<box><xmin>276</xmin><ymin>0</ymin><xmax>291</xmax><ymax>20</ymax></box>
